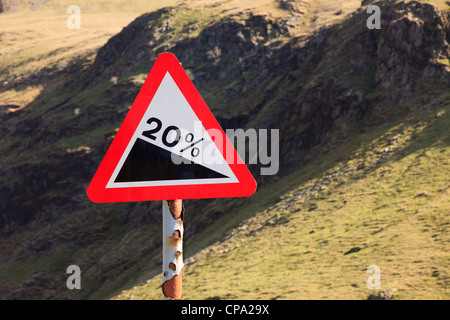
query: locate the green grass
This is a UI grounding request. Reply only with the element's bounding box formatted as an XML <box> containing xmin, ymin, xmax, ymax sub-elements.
<box><xmin>437</xmin><ymin>58</ymin><xmax>450</xmax><ymax>66</ymax></box>
<box><xmin>0</xmin><ymin>249</ymin><xmax>76</xmax><ymax>284</ymax></box>
<box><xmin>116</xmin><ymin>90</ymin><xmax>450</xmax><ymax>300</ymax></box>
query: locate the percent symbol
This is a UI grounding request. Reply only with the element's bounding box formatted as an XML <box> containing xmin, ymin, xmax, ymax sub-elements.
<box><xmin>180</xmin><ymin>133</ymin><xmax>204</xmax><ymax>157</ymax></box>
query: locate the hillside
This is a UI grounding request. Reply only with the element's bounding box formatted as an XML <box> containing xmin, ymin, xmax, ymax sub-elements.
<box><xmin>0</xmin><ymin>0</ymin><xmax>449</xmax><ymax>299</ymax></box>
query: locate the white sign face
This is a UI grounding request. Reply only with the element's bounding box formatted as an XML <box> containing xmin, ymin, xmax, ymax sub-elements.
<box><xmin>106</xmin><ymin>72</ymin><xmax>238</xmax><ymax>188</ymax></box>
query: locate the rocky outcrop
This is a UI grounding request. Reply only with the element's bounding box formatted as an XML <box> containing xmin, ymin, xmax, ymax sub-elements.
<box><xmin>0</xmin><ymin>0</ymin><xmax>22</xmax><ymax>12</ymax></box>
<box><xmin>375</xmin><ymin>1</ymin><xmax>449</xmax><ymax>102</ymax></box>
<box><xmin>279</xmin><ymin>0</ymin><xmax>449</xmax><ymax>167</ymax></box>
<box><xmin>0</xmin><ymin>0</ymin><xmax>53</xmax><ymax>12</ymax></box>
<box><xmin>368</xmin><ymin>288</ymin><xmax>397</xmax><ymax>300</ymax></box>
<box><xmin>277</xmin><ymin>0</ymin><xmax>307</xmax><ymax>14</ymax></box>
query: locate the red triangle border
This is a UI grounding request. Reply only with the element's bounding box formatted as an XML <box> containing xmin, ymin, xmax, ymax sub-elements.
<box><xmin>87</xmin><ymin>53</ymin><xmax>257</xmax><ymax>203</ymax></box>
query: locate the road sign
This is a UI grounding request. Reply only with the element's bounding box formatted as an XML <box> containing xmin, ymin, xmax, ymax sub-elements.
<box><xmin>87</xmin><ymin>53</ymin><xmax>257</xmax><ymax>202</ymax></box>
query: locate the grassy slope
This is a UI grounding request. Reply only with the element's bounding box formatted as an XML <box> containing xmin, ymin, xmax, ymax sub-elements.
<box><xmin>116</xmin><ymin>90</ymin><xmax>450</xmax><ymax>299</ymax></box>
<box><xmin>114</xmin><ymin>0</ymin><xmax>450</xmax><ymax>300</ymax></box>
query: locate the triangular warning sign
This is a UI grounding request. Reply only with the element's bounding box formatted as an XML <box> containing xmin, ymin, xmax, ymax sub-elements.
<box><xmin>87</xmin><ymin>53</ymin><xmax>257</xmax><ymax>202</ymax></box>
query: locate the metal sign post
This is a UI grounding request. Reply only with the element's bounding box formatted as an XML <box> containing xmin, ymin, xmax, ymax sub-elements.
<box><xmin>162</xmin><ymin>200</ymin><xmax>184</xmax><ymax>300</ymax></box>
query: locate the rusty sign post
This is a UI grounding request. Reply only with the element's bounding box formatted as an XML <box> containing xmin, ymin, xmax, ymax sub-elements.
<box><xmin>162</xmin><ymin>200</ymin><xmax>184</xmax><ymax>299</ymax></box>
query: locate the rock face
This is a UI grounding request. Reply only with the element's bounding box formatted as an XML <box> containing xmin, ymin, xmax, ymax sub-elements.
<box><xmin>0</xmin><ymin>0</ymin><xmax>53</xmax><ymax>12</ymax></box>
<box><xmin>0</xmin><ymin>0</ymin><xmax>20</xmax><ymax>12</ymax></box>
<box><xmin>375</xmin><ymin>1</ymin><xmax>449</xmax><ymax>102</ymax></box>
<box><xmin>0</xmin><ymin>1</ymin><xmax>449</xmax><ymax>299</ymax></box>
<box><xmin>368</xmin><ymin>289</ymin><xmax>397</xmax><ymax>300</ymax></box>
<box><xmin>277</xmin><ymin>0</ymin><xmax>307</xmax><ymax>14</ymax></box>
<box><xmin>278</xmin><ymin>1</ymin><xmax>449</xmax><ymax>167</ymax></box>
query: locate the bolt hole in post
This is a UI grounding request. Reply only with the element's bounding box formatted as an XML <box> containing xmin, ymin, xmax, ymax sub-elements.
<box><xmin>162</xmin><ymin>200</ymin><xmax>184</xmax><ymax>300</ymax></box>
